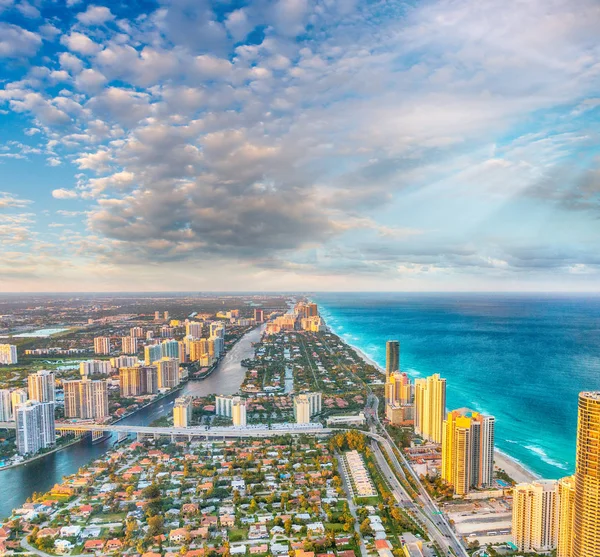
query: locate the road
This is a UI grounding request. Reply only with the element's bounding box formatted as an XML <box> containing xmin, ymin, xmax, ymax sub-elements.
<box><xmin>336</xmin><ymin>455</ymin><xmax>368</xmax><ymax>557</ymax></box>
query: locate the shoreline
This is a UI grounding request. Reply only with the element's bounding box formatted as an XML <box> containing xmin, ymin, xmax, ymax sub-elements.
<box><xmin>0</xmin><ymin>437</ymin><xmax>82</xmax><ymax>472</ymax></box>
<box><xmin>323</xmin><ymin>315</ymin><xmax>541</xmax><ymax>485</ymax></box>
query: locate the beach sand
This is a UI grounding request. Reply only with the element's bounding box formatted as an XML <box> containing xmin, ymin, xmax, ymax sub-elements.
<box><xmin>334</xmin><ymin>323</ymin><xmax>541</xmax><ymax>484</ymax></box>
<box><xmin>494</xmin><ymin>450</ymin><xmax>539</xmax><ymax>484</ymax></box>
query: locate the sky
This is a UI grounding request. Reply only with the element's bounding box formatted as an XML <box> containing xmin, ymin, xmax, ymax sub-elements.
<box><xmin>1</xmin><ymin>0</ymin><xmax>600</xmax><ymax>292</ymax></box>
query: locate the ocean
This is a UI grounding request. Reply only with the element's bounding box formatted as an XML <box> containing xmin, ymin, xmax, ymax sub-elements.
<box><xmin>314</xmin><ymin>292</ymin><xmax>600</xmax><ymax>479</ymax></box>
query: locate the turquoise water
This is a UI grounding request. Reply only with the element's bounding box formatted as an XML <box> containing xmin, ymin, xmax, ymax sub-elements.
<box><xmin>315</xmin><ymin>293</ymin><xmax>600</xmax><ymax>479</ymax></box>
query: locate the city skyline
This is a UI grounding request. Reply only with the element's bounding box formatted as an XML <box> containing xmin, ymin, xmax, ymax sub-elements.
<box><xmin>1</xmin><ymin>0</ymin><xmax>600</xmax><ymax>292</ymax></box>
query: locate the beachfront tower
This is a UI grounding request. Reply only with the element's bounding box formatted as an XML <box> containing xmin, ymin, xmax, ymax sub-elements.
<box><xmin>385</xmin><ymin>340</ymin><xmax>400</xmax><ymax>377</ymax></box>
<box><xmin>512</xmin><ymin>481</ymin><xmax>559</xmax><ymax>552</ymax></box>
<box><xmin>414</xmin><ymin>373</ymin><xmax>446</xmax><ymax>443</ymax></box>
<box><xmin>557</xmin><ymin>475</ymin><xmax>575</xmax><ymax>557</ymax></box>
<box><xmin>572</xmin><ymin>391</ymin><xmax>600</xmax><ymax>557</ymax></box>
<box><xmin>28</xmin><ymin>370</ymin><xmax>55</xmax><ymax>402</ymax></box>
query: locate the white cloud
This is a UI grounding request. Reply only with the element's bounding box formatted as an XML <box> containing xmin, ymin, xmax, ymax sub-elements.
<box><xmin>77</xmin><ymin>5</ymin><xmax>115</xmax><ymax>25</ymax></box>
<box><xmin>60</xmin><ymin>32</ymin><xmax>102</xmax><ymax>56</ymax></box>
<box><xmin>0</xmin><ymin>23</ymin><xmax>42</xmax><ymax>58</ymax></box>
<box><xmin>52</xmin><ymin>188</ymin><xmax>78</xmax><ymax>199</ymax></box>
<box><xmin>75</xmin><ymin>68</ymin><xmax>107</xmax><ymax>93</ymax></box>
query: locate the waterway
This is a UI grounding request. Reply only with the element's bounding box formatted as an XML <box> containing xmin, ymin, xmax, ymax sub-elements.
<box><xmin>0</xmin><ymin>324</ymin><xmax>263</xmax><ymax>519</ymax></box>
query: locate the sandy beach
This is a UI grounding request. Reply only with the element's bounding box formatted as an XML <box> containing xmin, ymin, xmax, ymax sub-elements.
<box><xmin>332</xmin><ymin>322</ymin><xmax>542</xmax><ymax>485</ymax></box>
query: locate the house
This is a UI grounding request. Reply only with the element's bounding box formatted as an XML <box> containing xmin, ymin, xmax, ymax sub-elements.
<box><xmin>250</xmin><ymin>544</ymin><xmax>269</xmax><ymax>554</ymax></box>
<box><xmin>36</xmin><ymin>528</ymin><xmax>60</xmax><ymax>539</ymax></box>
<box><xmin>248</xmin><ymin>524</ymin><xmax>268</xmax><ymax>539</ymax></box>
<box><xmin>105</xmin><ymin>538</ymin><xmax>124</xmax><ymax>552</ymax></box>
<box><xmin>84</xmin><ymin>539</ymin><xmax>105</xmax><ymax>552</ymax></box>
<box><xmin>54</xmin><ymin>539</ymin><xmax>74</xmax><ymax>554</ymax></box>
<box><xmin>169</xmin><ymin>528</ymin><xmax>190</xmax><ymax>544</ymax></box>
<box><xmin>182</xmin><ymin>503</ymin><xmax>199</xmax><ymax>515</ymax></box>
<box><xmin>59</xmin><ymin>525</ymin><xmax>81</xmax><ymax>538</ymax></box>
<box><xmin>220</xmin><ymin>514</ymin><xmax>235</xmax><ymax>527</ymax></box>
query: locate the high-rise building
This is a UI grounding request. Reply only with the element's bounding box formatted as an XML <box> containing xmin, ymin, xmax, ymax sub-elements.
<box><xmin>121</xmin><ymin>336</ymin><xmax>138</xmax><ymax>354</ymax></box>
<box><xmin>557</xmin><ymin>475</ymin><xmax>575</xmax><ymax>557</ymax></box>
<box><xmin>119</xmin><ymin>366</ymin><xmax>158</xmax><ymax>397</ymax></box>
<box><xmin>161</xmin><ymin>339</ymin><xmax>180</xmax><ymax>359</ymax></box>
<box><xmin>414</xmin><ymin>373</ymin><xmax>446</xmax><ymax>443</ymax></box>
<box><xmin>385</xmin><ymin>340</ymin><xmax>400</xmax><ymax>377</ymax></box>
<box><xmin>28</xmin><ymin>370</ymin><xmax>55</xmax><ymax>402</ymax></box>
<box><xmin>305</xmin><ymin>392</ymin><xmax>322</xmax><ymax>416</ymax></box>
<box><xmin>210</xmin><ymin>322</ymin><xmax>225</xmax><ymax>338</ymax></box>
<box><xmin>294</xmin><ymin>395</ymin><xmax>311</xmax><ymax>424</ymax></box>
<box><xmin>232</xmin><ymin>398</ymin><xmax>247</xmax><ymax>427</ymax></box>
<box><xmin>215</xmin><ymin>395</ymin><xmax>234</xmax><ymax>417</ymax></box>
<box><xmin>385</xmin><ymin>372</ymin><xmax>411</xmax><ymax>405</ymax></box>
<box><xmin>94</xmin><ymin>337</ymin><xmax>111</xmax><ymax>355</ymax></box>
<box><xmin>441</xmin><ymin>409</ymin><xmax>495</xmax><ymax>495</ymax></box>
<box><xmin>155</xmin><ymin>357</ymin><xmax>180</xmax><ymax>389</ymax></box>
<box><xmin>512</xmin><ymin>481</ymin><xmax>558</xmax><ymax>552</ymax></box>
<box><xmin>160</xmin><ymin>326</ymin><xmax>174</xmax><ymax>338</ymax></box>
<box><xmin>572</xmin><ymin>391</ymin><xmax>600</xmax><ymax>557</ymax></box>
<box><xmin>186</xmin><ymin>322</ymin><xmax>203</xmax><ymax>338</ymax></box>
<box><xmin>110</xmin><ymin>355</ymin><xmax>138</xmax><ymax>369</ymax></box>
<box><xmin>10</xmin><ymin>389</ymin><xmax>27</xmax><ymax>419</ymax></box>
<box><xmin>164</xmin><ymin>311</ymin><xmax>169</xmax><ymax>320</ymax></box>
<box><xmin>254</xmin><ymin>309</ymin><xmax>264</xmax><ymax>323</ymax></box>
<box><xmin>173</xmin><ymin>396</ymin><xmax>193</xmax><ymax>427</ymax></box>
<box><xmin>0</xmin><ymin>344</ymin><xmax>18</xmax><ymax>365</ymax></box>
<box><xmin>154</xmin><ymin>311</ymin><xmax>161</xmax><ymax>321</ymax></box>
<box><xmin>308</xmin><ymin>303</ymin><xmax>318</xmax><ymax>317</ymax></box>
<box><xmin>130</xmin><ymin>327</ymin><xmax>144</xmax><ymax>338</ymax></box>
<box><xmin>80</xmin><ymin>360</ymin><xmax>111</xmax><ymax>376</ymax></box>
<box><xmin>144</xmin><ymin>343</ymin><xmax>162</xmax><ymax>365</ymax></box>
<box><xmin>0</xmin><ymin>389</ymin><xmax>12</xmax><ymax>422</ymax></box>
<box><xmin>63</xmin><ymin>377</ymin><xmax>109</xmax><ymax>419</ymax></box>
<box><xmin>15</xmin><ymin>400</ymin><xmax>55</xmax><ymax>455</ymax></box>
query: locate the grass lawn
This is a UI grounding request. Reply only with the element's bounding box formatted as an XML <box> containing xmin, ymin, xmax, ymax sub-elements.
<box><xmin>325</xmin><ymin>522</ymin><xmax>345</xmax><ymax>532</ymax></box>
<box><xmin>93</xmin><ymin>511</ymin><xmax>127</xmax><ymax>523</ymax></box>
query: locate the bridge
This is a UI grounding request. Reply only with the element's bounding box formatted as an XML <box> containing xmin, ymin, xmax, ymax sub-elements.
<box><xmin>0</xmin><ymin>422</ymin><xmax>331</xmax><ymax>440</ymax></box>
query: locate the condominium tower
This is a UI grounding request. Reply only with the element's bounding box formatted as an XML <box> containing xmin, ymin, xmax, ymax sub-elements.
<box><xmin>415</xmin><ymin>373</ymin><xmax>446</xmax><ymax>443</ymax></box>
<box><xmin>0</xmin><ymin>344</ymin><xmax>17</xmax><ymax>365</ymax></box>
<box><xmin>557</xmin><ymin>475</ymin><xmax>575</xmax><ymax>557</ymax></box>
<box><xmin>15</xmin><ymin>400</ymin><xmax>55</xmax><ymax>455</ymax></box>
<box><xmin>512</xmin><ymin>480</ymin><xmax>558</xmax><ymax>552</ymax></box>
<box><xmin>63</xmin><ymin>377</ymin><xmax>109</xmax><ymax>419</ymax></box>
<box><xmin>173</xmin><ymin>396</ymin><xmax>193</xmax><ymax>427</ymax></box>
<box><xmin>572</xmin><ymin>391</ymin><xmax>600</xmax><ymax>557</ymax></box>
<box><xmin>28</xmin><ymin>370</ymin><xmax>55</xmax><ymax>402</ymax></box>
<box><xmin>385</xmin><ymin>340</ymin><xmax>400</xmax><ymax>377</ymax></box>
<box><xmin>94</xmin><ymin>337</ymin><xmax>111</xmax><ymax>355</ymax></box>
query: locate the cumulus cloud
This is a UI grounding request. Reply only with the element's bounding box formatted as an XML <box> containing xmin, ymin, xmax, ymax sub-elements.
<box><xmin>60</xmin><ymin>32</ymin><xmax>102</xmax><ymax>55</ymax></box>
<box><xmin>0</xmin><ymin>23</ymin><xmax>42</xmax><ymax>57</ymax></box>
<box><xmin>52</xmin><ymin>188</ymin><xmax>78</xmax><ymax>199</ymax></box>
<box><xmin>76</xmin><ymin>5</ymin><xmax>115</xmax><ymax>25</ymax></box>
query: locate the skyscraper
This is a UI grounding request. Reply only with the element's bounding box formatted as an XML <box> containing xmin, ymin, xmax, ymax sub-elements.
<box><xmin>119</xmin><ymin>366</ymin><xmax>158</xmax><ymax>397</ymax></box>
<box><xmin>557</xmin><ymin>475</ymin><xmax>575</xmax><ymax>557</ymax></box>
<box><xmin>80</xmin><ymin>360</ymin><xmax>111</xmax><ymax>376</ymax></box>
<box><xmin>441</xmin><ymin>409</ymin><xmax>495</xmax><ymax>495</ymax></box>
<box><xmin>385</xmin><ymin>371</ymin><xmax>411</xmax><ymax>405</ymax></box>
<box><xmin>173</xmin><ymin>396</ymin><xmax>193</xmax><ymax>427</ymax></box>
<box><xmin>144</xmin><ymin>343</ymin><xmax>162</xmax><ymax>365</ymax></box>
<box><xmin>0</xmin><ymin>389</ymin><xmax>12</xmax><ymax>422</ymax></box>
<box><xmin>94</xmin><ymin>337</ymin><xmax>111</xmax><ymax>355</ymax></box>
<box><xmin>512</xmin><ymin>481</ymin><xmax>558</xmax><ymax>552</ymax></box>
<box><xmin>572</xmin><ymin>391</ymin><xmax>600</xmax><ymax>557</ymax></box>
<box><xmin>28</xmin><ymin>370</ymin><xmax>55</xmax><ymax>402</ymax></box>
<box><xmin>414</xmin><ymin>373</ymin><xmax>446</xmax><ymax>443</ymax></box>
<box><xmin>186</xmin><ymin>322</ymin><xmax>203</xmax><ymax>338</ymax></box>
<box><xmin>121</xmin><ymin>336</ymin><xmax>138</xmax><ymax>354</ymax></box>
<box><xmin>63</xmin><ymin>377</ymin><xmax>109</xmax><ymax>419</ymax></box>
<box><xmin>10</xmin><ymin>389</ymin><xmax>27</xmax><ymax>419</ymax></box>
<box><xmin>0</xmin><ymin>344</ymin><xmax>18</xmax><ymax>365</ymax></box>
<box><xmin>254</xmin><ymin>309</ymin><xmax>264</xmax><ymax>323</ymax></box>
<box><xmin>15</xmin><ymin>400</ymin><xmax>55</xmax><ymax>455</ymax></box>
<box><xmin>130</xmin><ymin>327</ymin><xmax>144</xmax><ymax>338</ymax></box>
<box><xmin>385</xmin><ymin>340</ymin><xmax>400</xmax><ymax>377</ymax></box>
<box><xmin>232</xmin><ymin>398</ymin><xmax>247</xmax><ymax>427</ymax></box>
<box><xmin>294</xmin><ymin>395</ymin><xmax>311</xmax><ymax>424</ymax></box>
<box><xmin>155</xmin><ymin>357</ymin><xmax>180</xmax><ymax>389</ymax></box>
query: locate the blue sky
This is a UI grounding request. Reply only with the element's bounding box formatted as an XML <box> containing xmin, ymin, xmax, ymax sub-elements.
<box><xmin>1</xmin><ymin>0</ymin><xmax>600</xmax><ymax>291</ymax></box>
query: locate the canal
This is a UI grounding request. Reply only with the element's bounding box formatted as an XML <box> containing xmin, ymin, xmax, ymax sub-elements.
<box><xmin>0</xmin><ymin>324</ymin><xmax>263</xmax><ymax>518</ymax></box>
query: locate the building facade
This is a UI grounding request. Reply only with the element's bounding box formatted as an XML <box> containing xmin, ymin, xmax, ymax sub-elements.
<box><xmin>28</xmin><ymin>370</ymin><xmax>55</xmax><ymax>402</ymax></box>
<box><xmin>415</xmin><ymin>373</ymin><xmax>446</xmax><ymax>443</ymax></box>
<box><xmin>93</xmin><ymin>337</ymin><xmax>111</xmax><ymax>355</ymax></box>
<box><xmin>0</xmin><ymin>344</ymin><xmax>17</xmax><ymax>365</ymax></box>
<box><xmin>63</xmin><ymin>378</ymin><xmax>109</xmax><ymax>419</ymax></box>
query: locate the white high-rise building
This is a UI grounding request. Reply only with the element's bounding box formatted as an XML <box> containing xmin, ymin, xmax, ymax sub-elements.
<box><xmin>0</xmin><ymin>344</ymin><xmax>17</xmax><ymax>365</ymax></box>
<box><xmin>0</xmin><ymin>389</ymin><xmax>12</xmax><ymax>422</ymax></box>
<box><xmin>15</xmin><ymin>400</ymin><xmax>55</xmax><ymax>455</ymax></box>
<box><xmin>63</xmin><ymin>378</ymin><xmax>109</xmax><ymax>419</ymax></box>
<box><xmin>130</xmin><ymin>327</ymin><xmax>144</xmax><ymax>338</ymax></box>
<box><xmin>294</xmin><ymin>395</ymin><xmax>311</xmax><ymax>424</ymax></box>
<box><xmin>173</xmin><ymin>396</ymin><xmax>193</xmax><ymax>427</ymax></box>
<box><xmin>94</xmin><ymin>337</ymin><xmax>111</xmax><ymax>355</ymax></box>
<box><xmin>80</xmin><ymin>360</ymin><xmax>111</xmax><ymax>376</ymax></box>
<box><xmin>121</xmin><ymin>336</ymin><xmax>138</xmax><ymax>354</ymax></box>
<box><xmin>305</xmin><ymin>392</ymin><xmax>322</xmax><ymax>416</ymax></box>
<box><xmin>28</xmin><ymin>370</ymin><xmax>55</xmax><ymax>402</ymax></box>
<box><xmin>512</xmin><ymin>480</ymin><xmax>559</xmax><ymax>552</ymax></box>
<box><xmin>215</xmin><ymin>395</ymin><xmax>234</xmax><ymax>417</ymax></box>
<box><xmin>155</xmin><ymin>357</ymin><xmax>180</xmax><ymax>389</ymax></box>
<box><xmin>232</xmin><ymin>398</ymin><xmax>247</xmax><ymax>427</ymax></box>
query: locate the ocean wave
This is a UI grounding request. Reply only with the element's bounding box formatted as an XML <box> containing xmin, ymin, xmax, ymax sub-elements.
<box><xmin>525</xmin><ymin>445</ymin><xmax>569</xmax><ymax>470</ymax></box>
